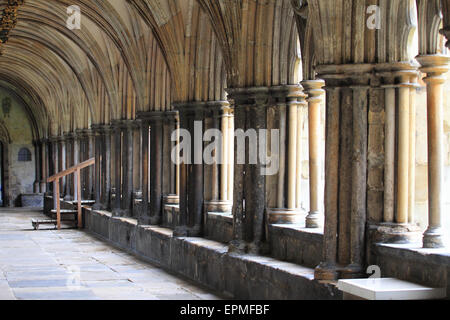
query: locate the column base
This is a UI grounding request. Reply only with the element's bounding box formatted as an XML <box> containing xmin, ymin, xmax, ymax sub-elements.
<box><xmin>368</xmin><ymin>222</ymin><xmax>421</xmax><ymax>244</ymax></box>
<box><xmin>33</xmin><ymin>182</ymin><xmax>40</xmax><ymax>193</ymax></box>
<box><xmin>340</xmin><ymin>264</ymin><xmax>365</xmax><ymax>279</ymax></box>
<box><xmin>305</xmin><ymin>211</ymin><xmax>323</xmax><ymax>228</ymax></box>
<box><xmin>164</xmin><ymin>194</ymin><xmax>180</xmax><ymax>205</ymax></box>
<box><xmin>204</xmin><ymin>200</ymin><xmax>232</xmax><ymax>213</ymax></box>
<box><xmin>423</xmin><ymin>227</ymin><xmax>445</xmax><ymax>248</ymax></box>
<box><xmin>314</xmin><ymin>262</ymin><xmax>339</xmax><ymax>281</ymax></box>
<box><xmin>267</xmin><ymin>208</ymin><xmax>303</xmax><ymax>224</ymax></box>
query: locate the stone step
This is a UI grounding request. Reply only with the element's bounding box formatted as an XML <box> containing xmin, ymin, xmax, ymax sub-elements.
<box><xmin>337</xmin><ymin>278</ymin><xmax>447</xmax><ymax>300</ymax></box>
<box><xmin>31</xmin><ymin>219</ymin><xmax>76</xmax><ymax>230</ymax></box>
<box><xmin>50</xmin><ymin>209</ymin><xmax>78</xmax><ymax>214</ymax></box>
<box><xmin>69</xmin><ymin>200</ymin><xmax>95</xmax><ymax>205</ymax></box>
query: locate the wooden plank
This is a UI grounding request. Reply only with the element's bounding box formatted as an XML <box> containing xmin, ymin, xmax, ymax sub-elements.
<box><xmin>76</xmin><ymin>168</ymin><xmax>82</xmax><ymax>229</ymax></box>
<box><xmin>55</xmin><ymin>180</ymin><xmax>60</xmax><ymax>230</ymax></box>
<box><xmin>47</xmin><ymin>158</ymin><xmax>95</xmax><ymax>183</ymax></box>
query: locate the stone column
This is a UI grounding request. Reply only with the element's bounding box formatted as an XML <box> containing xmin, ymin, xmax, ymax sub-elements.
<box><xmin>87</xmin><ymin>130</ymin><xmax>95</xmax><ymax>199</ymax></box>
<box><xmin>396</xmin><ymin>73</ymin><xmax>412</xmax><ymax>225</ymax></box>
<box><xmin>164</xmin><ymin>111</ymin><xmax>179</xmax><ymax>202</ymax></box>
<box><xmin>49</xmin><ymin>137</ymin><xmax>59</xmax><ymax>181</ymax></box>
<box><xmin>266</xmin><ymin>86</ymin><xmax>307</xmax><ymax>225</ymax></box>
<box><xmin>408</xmin><ymin>74</ymin><xmax>418</xmax><ymax>224</ymax></box>
<box><xmin>138</xmin><ymin>117</ymin><xmax>150</xmax><ymax>224</ymax></box>
<box><xmin>33</xmin><ymin>140</ymin><xmax>41</xmax><ymax>193</ymax></box>
<box><xmin>367</xmin><ymin>64</ymin><xmax>420</xmax><ymax>245</ymax></box>
<box><xmin>173</xmin><ymin>103</ymin><xmax>205</xmax><ymax>237</ymax></box>
<box><xmin>58</xmin><ymin>136</ymin><xmax>67</xmax><ymax>197</ymax></box>
<box><xmin>149</xmin><ymin>113</ymin><xmax>164</xmax><ymax>225</ymax></box>
<box><xmin>110</xmin><ymin>121</ymin><xmax>122</xmax><ymax>216</ymax></box>
<box><xmin>72</xmin><ymin>132</ymin><xmax>81</xmax><ymax>201</ymax></box>
<box><xmin>100</xmin><ymin>125</ymin><xmax>112</xmax><ymax>210</ymax></box>
<box><xmin>417</xmin><ymin>55</ymin><xmax>450</xmax><ymax>248</ymax></box>
<box><xmin>132</xmin><ymin>120</ymin><xmax>142</xmax><ymax>217</ymax></box>
<box><xmin>302</xmin><ymin>80</ymin><xmax>326</xmax><ymax>228</ymax></box>
<box><xmin>227</xmin><ymin>109</ymin><xmax>234</xmax><ymax>203</ymax></box>
<box><xmin>204</xmin><ymin>102</ymin><xmax>232</xmax><ymax>214</ymax></box>
<box><xmin>92</xmin><ymin>126</ymin><xmax>103</xmax><ymax>211</ymax></box>
<box><xmin>64</xmin><ymin>133</ymin><xmax>73</xmax><ymax>201</ymax></box>
<box><xmin>121</xmin><ymin>120</ymin><xmax>134</xmax><ymax>216</ymax></box>
<box><xmin>313</xmin><ymin>65</ymin><xmax>370</xmax><ymax>280</ymax></box>
<box><xmin>40</xmin><ymin>138</ymin><xmax>48</xmax><ymax>193</ymax></box>
<box><xmin>227</xmin><ymin>87</ymin><xmax>271</xmax><ymax>254</ymax></box>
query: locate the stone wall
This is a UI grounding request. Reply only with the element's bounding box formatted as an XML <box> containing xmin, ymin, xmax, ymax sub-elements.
<box><xmin>83</xmin><ymin>207</ymin><xmax>343</xmax><ymax>300</ymax></box>
<box><xmin>0</xmin><ymin>88</ymin><xmax>36</xmax><ymax>207</ymax></box>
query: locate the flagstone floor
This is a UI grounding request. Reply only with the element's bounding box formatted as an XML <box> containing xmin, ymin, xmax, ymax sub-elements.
<box><xmin>0</xmin><ymin>208</ymin><xmax>222</xmax><ymax>300</ymax></box>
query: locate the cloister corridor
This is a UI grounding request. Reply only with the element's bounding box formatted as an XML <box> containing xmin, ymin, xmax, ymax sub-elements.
<box><xmin>0</xmin><ymin>208</ymin><xmax>221</xmax><ymax>300</ymax></box>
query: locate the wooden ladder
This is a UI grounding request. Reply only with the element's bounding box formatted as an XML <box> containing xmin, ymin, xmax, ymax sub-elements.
<box><xmin>46</xmin><ymin>158</ymin><xmax>95</xmax><ymax>230</ymax></box>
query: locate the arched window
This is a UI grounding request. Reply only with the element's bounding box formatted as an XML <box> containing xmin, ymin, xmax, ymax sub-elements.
<box><xmin>18</xmin><ymin>148</ymin><xmax>32</xmax><ymax>162</ymax></box>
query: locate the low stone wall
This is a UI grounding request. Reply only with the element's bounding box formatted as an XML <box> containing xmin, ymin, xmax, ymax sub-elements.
<box><xmin>371</xmin><ymin>243</ymin><xmax>450</xmax><ymax>297</ymax></box>
<box><xmin>21</xmin><ymin>193</ymin><xmax>44</xmax><ymax>208</ymax></box>
<box><xmin>268</xmin><ymin>225</ymin><xmax>323</xmax><ymax>269</ymax></box>
<box><xmin>83</xmin><ymin>208</ymin><xmax>342</xmax><ymax>300</ymax></box>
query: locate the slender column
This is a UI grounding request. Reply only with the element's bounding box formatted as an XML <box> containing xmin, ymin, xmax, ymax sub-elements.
<box><xmin>227</xmin><ymin>109</ymin><xmax>234</xmax><ymax>202</ymax></box>
<box><xmin>383</xmin><ymin>84</ymin><xmax>396</xmax><ymax>223</ymax></box>
<box><xmin>33</xmin><ymin>140</ymin><xmax>40</xmax><ymax>193</ymax></box>
<box><xmin>139</xmin><ymin>119</ymin><xmax>150</xmax><ymax>224</ymax></box>
<box><xmin>287</xmin><ymin>97</ymin><xmax>298</xmax><ymax>210</ymax></box>
<box><xmin>165</xmin><ymin>111</ymin><xmax>179</xmax><ymax>198</ymax></box>
<box><xmin>72</xmin><ymin>133</ymin><xmax>80</xmax><ymax>201</ymax></box>
<box><xmin>149</xmin><ymin>114</ymin><xmax>164</xmax><ymax>224</ymax></box>
<box><xmin>58</xmin><ymin>136</ymin><xmax>67</xmax><ymax>197</ymax></box>
<box><xmin>49</xmin><ymin>137</ymin><xmax>58</xmax><ymax>180</ymax></box>
<box><xmin>417</xmin><ymin>55</ymin><xmax>450</xmax><ymax>248</ymax></box>
<box><xmin>92</xmin><ymin>126</ymin><xmax>102</xmax><ymax>211</ymax></box>
<box><xmin>87</xmin><ymin>130</ymin><xmax>95</xmax><ymax>199</ymax></box>
<box><xmin>408</xmin><ymin>74</ymin><xmax>418</xmax><ymax>224</ymax></box>
<box><xmin>64</xmin><ymin>134</ymin><xmax>73</xmax><ymax>200</ymax></box>
<box><xmin>100</xmin><ymin>126</ymin><xmax>112</xmax><ymax>210</ymax></box>
<box><xmin>121</xmin><ymin>121</ymin><xmax>134</xmax><ymax>216</ymax></box>
<box><xmin>132</xmin><ymin>121</ymin><xmax>142</xmax><ymax>202</ymax></box>
<box><xmin>40</xmin><ymin>138</ymin><xmax>48</xmax><ymax>193</ymax></box>
<box><xmin>396</xmin><ymin>74</ymin><xmax>412</xmax><ymax>224</ymax></box>
<box><xmin>295</xmin><ymin>104</ymin><xmax>305</xmax><ymax>210</ymax></box>
<box><xmin>220</xmin><ymin>107</ymin><xmax>229</xmax><ymax>202</ymax></box>
<box><xmin>302</xmin><ymin>80</ymin><xmax>325</xmax><ymax>228</ymax></box>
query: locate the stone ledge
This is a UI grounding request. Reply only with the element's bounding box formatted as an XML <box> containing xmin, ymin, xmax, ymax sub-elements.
<box><xmin>83</xmin><ymin>207</ymin><xmax>342</xmax><ymax>300</ymax></box>
<box><xmin>372</xmin><ymin>243</ymin><xmax>450</xmax><ymax>295</ymax></box>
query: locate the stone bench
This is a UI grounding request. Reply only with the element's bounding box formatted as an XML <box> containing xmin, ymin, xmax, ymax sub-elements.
<box><xmin>337</xmin><ymin>278</ymin><xmax>446</xmax><ymax>300</ymax></box>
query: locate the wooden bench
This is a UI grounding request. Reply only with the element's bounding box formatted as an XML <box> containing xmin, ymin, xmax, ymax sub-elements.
<box><xmin>337</xmin><ymin>278</ymin><xmax>447</xmax><ymax>300</ymax></box>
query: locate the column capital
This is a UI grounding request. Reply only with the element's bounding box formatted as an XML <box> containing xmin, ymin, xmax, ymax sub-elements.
<box><xmin>416</xmin><ymin>55</ymin><xmax>450</xmax><ymax>83</ymax></box>
<box><xmin>301</xmin><ymin>79</ymin><xmax>326</xmax><ymax>103</ymax></box>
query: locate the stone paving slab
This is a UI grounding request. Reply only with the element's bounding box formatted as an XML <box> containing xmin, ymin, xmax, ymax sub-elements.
<box><xmin>0</xmin><ymin>209</ymin><xmax>221</xmax><ymax>300</ymax></box>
